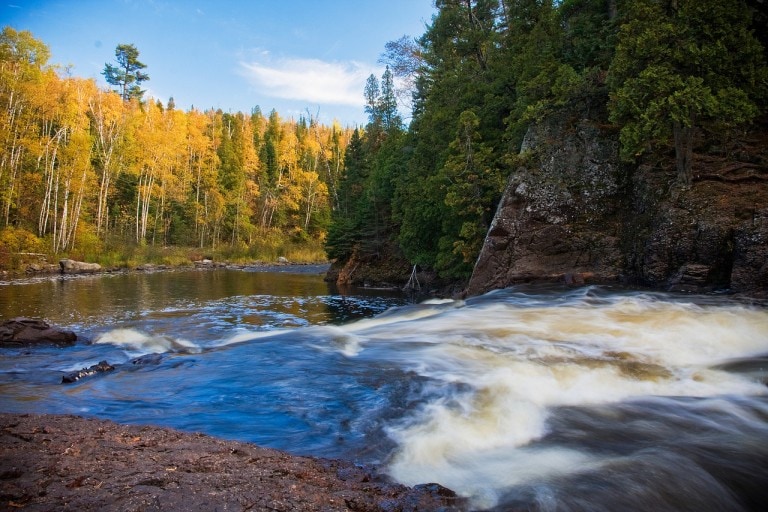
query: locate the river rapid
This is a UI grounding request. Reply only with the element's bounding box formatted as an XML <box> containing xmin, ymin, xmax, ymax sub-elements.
<box><xmin>1</xmin><ymin>268</ymin><xmax>767</xmax><ymax>511</ymax></box>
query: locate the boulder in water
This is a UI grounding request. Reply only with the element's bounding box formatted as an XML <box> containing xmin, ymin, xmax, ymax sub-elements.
<box><xmin>130</xmin><ymin>353</ymin><xmax>164</xmax><ymax>365</ymax></box>
<box><xmin>0</xmin><ymin>318</ymin><xmax>77</xmax><ymax>347</ymax></box>
<box><xmin>62</xmin><ymin>360</ymin><xmax>115</xmax><ymax>383</ymax></box>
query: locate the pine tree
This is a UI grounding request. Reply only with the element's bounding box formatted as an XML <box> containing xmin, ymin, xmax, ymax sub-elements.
<box><xmin>608</xmin><ymin>0</ymin><xmax>767</xmax><ymax>185</ymax></box>
<box><xmin>103</xmin><ymin>43</ymin><xmax>149</xmax><ymax>101</ymax></box>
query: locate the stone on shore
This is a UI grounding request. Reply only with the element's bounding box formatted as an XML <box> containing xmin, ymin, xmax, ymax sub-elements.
<box><xmin>59</xmin><ymin>258</ymin><xmax>101</xmax><ymax>274</ymax></box>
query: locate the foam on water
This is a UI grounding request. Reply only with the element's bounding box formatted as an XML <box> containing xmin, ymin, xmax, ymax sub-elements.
<box><xmin>318</xmin><ymin>291</ymin><xmax>768</xmax><ymax>508</ymax></box>
<box><xmin>94</xmin><ymin>328</ymin><xmax>200</xmax><ymax>355</ymax></box>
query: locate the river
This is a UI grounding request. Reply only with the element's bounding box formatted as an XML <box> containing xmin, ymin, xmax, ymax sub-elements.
<box><xmin>1</xmin><ymin>267</ymin><xmax>767</xmax><ymax>511</ymax></box>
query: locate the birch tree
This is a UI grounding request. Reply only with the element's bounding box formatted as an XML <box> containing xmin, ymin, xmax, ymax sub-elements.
<box><xmin>0</xmin><ymin>27</ymin><xmax>49</xmax><ymax>227</ymax></box>
<box><xmin>88</xmin><ymin>88</ymin><xmax>127</xmax><ymax>237</ymax></box>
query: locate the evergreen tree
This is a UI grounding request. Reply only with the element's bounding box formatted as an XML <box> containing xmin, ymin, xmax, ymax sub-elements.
<box><xmin>608</xmin><ymin>0</ymin><xmax>767</xmax><ymax>185</ymax></box>
<box><xmin>379</xmin><ymin>66</ymin><xmax>402</xmax><ymax>131</ymax></box>
<box><xmin>394</xmin><ymin>0</ymin><xmax>504</xmax><ymax>276</ymax></box>
<box><xmin>102</xmin><ymin>43</ymin><xmax>149</xmax><ymax>101</ymax></box>
<box><xmin>439</xmin><ymin>109</ymin><xmax>502</xmax><ymax>277</ymax></box>
<box><xmin>325</xmin><ymin>128</ymin><xmax>367</xmax><ymax>260</ymax></box>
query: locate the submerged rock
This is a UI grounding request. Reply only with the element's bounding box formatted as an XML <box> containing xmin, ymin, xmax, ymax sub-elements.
<box><xmin>130</xmin><ymin>353</ymin><xmax>163</xmax><ymax>365</ymax></box>
<box><xmin>0</xmin><ymin>318</ymin><xmax>77</xmax><ymax>347</ymax></box>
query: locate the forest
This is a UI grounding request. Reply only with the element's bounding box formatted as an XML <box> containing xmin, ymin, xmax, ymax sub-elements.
<box><xmin>0</xmin><ymin>28</ymin><xmax>350</xmax><ymax>269</ymax></box>
<box><xmin>2</xmin><ymin>0</ymin><xmax>767</xmax><ymax>278</ymax></box>
<box><xmin>327</xmin><ymin>0</ymin><xmax>768</xmax><ymax>282</ymax></box>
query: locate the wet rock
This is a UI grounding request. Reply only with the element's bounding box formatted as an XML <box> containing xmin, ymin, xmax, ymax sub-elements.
<box><xmin>62</xmin><ymin>360</ymin><xmax>115</xmax><ymax>383</ymax></box>
<box><xmin>59</xmin><ymin>258</ymin><xmax>101</xmax><ymax>274</ymax></box>
<box><xmin>0</xmin><ymin>318</ymin><xmax>77</xmax><ymax>347</ymax></box>
<box><xmin>731</xmin><ymin>209</ymin><xmax>768</xmax><ymax>296</ymax></box>
<box><xmin>668</xmin><ymin>263</ymin><xmax>712</xmax><ymax>293</ymax></box>
<box><xmin>25</xmin><ymin>262</ymin><xmax>58</xmax><ymax>273</ymax></box>
<box><xmin>712</xmin><ymin>355</ymin><xmax>768</xmax><ymax>386</ymax></box>
<box><xmin>131</xmin><ymin>353</ymin><xmax>163</xmax><ymax>365</ymax></box>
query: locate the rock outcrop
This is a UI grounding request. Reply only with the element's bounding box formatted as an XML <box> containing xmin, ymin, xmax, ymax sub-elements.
<box><xmin>467</xmin><ymin>108</ymin><xmax>768</xmax><ymax>297</ymax></box>
<box><xmin>0</xmin><ymin>318</ymin><xmax>77</xmax><ymax>346</ymax></box>
<box><xmin>467</xmin><ymin>111</ymin><xmax>624</xmax><ymax>295</ymax></box>
<box><xmin>327</xmin><ymin>244</ymin><xmax>413</xmax><ymax>289</ymax></box>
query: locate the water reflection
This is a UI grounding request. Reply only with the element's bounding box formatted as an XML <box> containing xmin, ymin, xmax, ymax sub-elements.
<box><xmin>0</xmin><ymin>267</ymin><xmax>407</xmax><ymax>337</ymax></box>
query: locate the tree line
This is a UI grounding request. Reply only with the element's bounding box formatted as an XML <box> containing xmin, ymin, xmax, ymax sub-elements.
<box><xmin>0</xmin><ymin>27</ymin><xmax>350</xmax><ymax>265</ymax></box>
<box><xmin>2</xmin><ymin>0</ymin><xmax>766</xmax><ymax>276</ymax></box>
<box><xmin>326</xmin><ymin>0</ymin><xmax>768</xmax><ymax>280</ymax></box>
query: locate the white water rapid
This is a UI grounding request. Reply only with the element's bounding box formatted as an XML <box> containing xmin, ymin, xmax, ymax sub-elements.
<box><xmin>319</xmin><ymin>289</ymin><xmax>768</xmax><ymax>509</ymax></box>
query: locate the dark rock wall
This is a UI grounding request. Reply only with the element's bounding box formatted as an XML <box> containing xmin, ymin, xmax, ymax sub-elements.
<box><xmin>467</xmin><ymin>113</ymin><xmax>625</xmax><ymax>295</ymax></box>
<box><xmin>467</xmin><ymin>111</ymin><xmax>768</xmax><ymax>297</ymax></box>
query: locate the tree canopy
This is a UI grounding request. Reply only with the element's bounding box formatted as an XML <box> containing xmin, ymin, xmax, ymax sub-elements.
<box><xmin>0</xmin><ymin>28</ymin><xmax>349</xmax><ymax>265</ymax></box>
<box><xmin>325</xmin><ymin>0</ymin><xmax>768</xmax><ymax>280</ymax></box>
<box><xmin>2</xmin><ymin>0</ymin><xmax>767</xmax><ymax>278</ymax></box>
<box><xmin>608</xmin><ymin>0</ymin><xmax>767</xmax><ymax>185</ymax></box>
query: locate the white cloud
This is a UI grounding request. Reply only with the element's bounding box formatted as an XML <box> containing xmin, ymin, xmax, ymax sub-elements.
<box><xmin>238</xmin><ymin>56</ymin><xmax>379</xmax><ymax>107</ymax></box>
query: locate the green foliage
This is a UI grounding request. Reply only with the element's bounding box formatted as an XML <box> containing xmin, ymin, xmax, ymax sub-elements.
<box><xmin>439</xmin><ymin>110</ymin><xmax>504</xmax><ymax>277</ymax></box>
<box><xmin>337</xmin><ymin>0</ymin><xmax>767</xmax><ymax>283</ymax></box>
<box><xmin>325</xmin><ymin>66</ymin><xmax>407</xmax><ymax>263</ymax></box>
<box><xmin>559</xmin><ymin>0</ymin><xmax>616</xmax><ymax>71</ymax></box>
<box><xmin>607</xmin><ymin>0</ymin><xmax>767</xmax><ymax>183</ymax></box>
<box><xmin>392</xmin><ymin>0</ymin><xmax>506</xmax><ymax>277</ymax></box>
<box><xmin>6</xmin><ymin>0</ymin><xmax>768</xmax><ymax>280</ymax></box>
<box><xmin>326</xmin><ymin>128</ymin><xmax>367</xmax><ymax>260</ymax></box>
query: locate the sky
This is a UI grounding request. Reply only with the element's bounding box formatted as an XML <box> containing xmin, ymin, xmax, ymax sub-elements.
<box><xmin>1</xmin><ymin>0</ymin><xmax>436</xmax><ymax>126</ymax></box>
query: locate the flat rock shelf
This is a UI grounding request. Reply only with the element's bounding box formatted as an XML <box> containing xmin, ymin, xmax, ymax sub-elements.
<box><xmin>0</xmin><ymin>413</ymin><xmax>464</xmax><ymax>512</ymax></box>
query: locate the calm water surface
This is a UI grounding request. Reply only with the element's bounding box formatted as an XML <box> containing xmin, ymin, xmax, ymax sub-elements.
<box><xmin>2</xmin><ymin>268</ymin><xmax>768</xmax><ymax>511</ymax></box>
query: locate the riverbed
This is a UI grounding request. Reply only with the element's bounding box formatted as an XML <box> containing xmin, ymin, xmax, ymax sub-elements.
<box><xmin>1</xmin><ymin>268</ymin><xmax>767</xmax><ymax>510</ymax></box>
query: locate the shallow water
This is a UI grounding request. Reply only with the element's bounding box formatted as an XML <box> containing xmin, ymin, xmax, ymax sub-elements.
<box><xmin>1</xmin><ymin>270</ymin><xmax>767</xmax><ymax>510</ymax></box>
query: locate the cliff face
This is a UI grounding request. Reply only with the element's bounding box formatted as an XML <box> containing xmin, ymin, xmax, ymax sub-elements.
<box><xmin>467</xmin><ymin>111</ymin><xmax>768</xmax><ymax>297</ymax></box>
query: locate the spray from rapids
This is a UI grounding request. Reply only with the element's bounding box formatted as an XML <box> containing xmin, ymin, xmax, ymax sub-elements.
<box><xmin>325</xmin><ymin>289</ymin><xmax>768</xmax><ymax>508</ymax></box>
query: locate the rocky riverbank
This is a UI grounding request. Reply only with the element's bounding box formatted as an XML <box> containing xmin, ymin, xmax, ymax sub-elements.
<box><xmin>0</xmin><ymin>413</ymin><xmax>465</xmax><ymax>512</ymax></box>
<box><xmin>0</xmin><ymin>259</ymin><xmax>332</xmax><ymax>282</ymax></box>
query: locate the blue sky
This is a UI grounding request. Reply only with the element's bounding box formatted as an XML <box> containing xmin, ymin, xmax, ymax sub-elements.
<box><xmin>1</xmin><ymin>0</ymin><xmax>435</xmax><ymax>126</ymax></box>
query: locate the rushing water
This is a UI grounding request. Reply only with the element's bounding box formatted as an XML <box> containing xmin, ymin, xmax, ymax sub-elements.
<box><xmin>1</xmin><ymin>268</ymin><xmax>768</xmax><ymax>511</ymax></box>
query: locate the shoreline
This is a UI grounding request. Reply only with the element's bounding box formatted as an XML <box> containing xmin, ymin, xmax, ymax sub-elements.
<box><xmin>0</xmin><ymin>260</ymin><xmax>333</xmax><ymax>284</ymax></box>
<box><xmin>0</xmin><ymin>412</ymin><xmax>465</xmax><ymax>511</ymax></box>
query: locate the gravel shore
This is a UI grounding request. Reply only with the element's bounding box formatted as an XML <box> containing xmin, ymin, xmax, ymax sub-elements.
<box><xmin>0</xmin><ymin>413</ymin><xmax>465</xmax><ymax>512</ymax></box>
